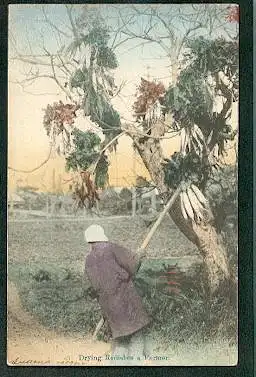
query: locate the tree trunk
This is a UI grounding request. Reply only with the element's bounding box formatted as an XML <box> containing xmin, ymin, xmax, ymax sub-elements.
<box><xmin>170</xmin><ymin>197</ymin><xmax>234</xmax><ymax>297</ymax></box>
<box><xmin>132</xmin><ymin>131</ymin><xmax>235</xmax><ymax>297</ymax></box>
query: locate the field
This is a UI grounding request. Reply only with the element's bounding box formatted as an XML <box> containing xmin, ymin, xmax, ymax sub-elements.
<box><xmin>7</xmin><ymin>215</ymin><xmax>237</xmax><ymax>366</ymax></box>
<box><xmin>8</xmin><ymin>215</ymin><xmax>196</xmax><ymax>263</ymax></box>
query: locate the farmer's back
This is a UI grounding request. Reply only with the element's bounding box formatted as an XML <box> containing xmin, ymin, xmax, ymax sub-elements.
<box><xmin>85</xmin><ymin>239</ymin><xmax>150</xmax><ymax>340</ymax></box>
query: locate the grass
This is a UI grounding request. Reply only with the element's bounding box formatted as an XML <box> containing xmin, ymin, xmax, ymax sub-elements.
<box><xmin>7</xmin><ymin>217</ymin><xmax>196</xmax><ymax>265</ymax></box>
<box><xmin>8</xmin><ymin>217</ymin><xmax>237</xmax><ymax>347</ymax></box>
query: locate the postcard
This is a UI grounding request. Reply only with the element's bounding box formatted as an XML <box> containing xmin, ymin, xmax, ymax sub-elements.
<box><xmin>7</xmin><ymin>3</ymin><xmax>238</xmax><ymax>367</ymax></box>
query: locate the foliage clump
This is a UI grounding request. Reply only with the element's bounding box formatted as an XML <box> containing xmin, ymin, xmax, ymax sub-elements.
<box><xmin>67</xmin><ymin>23</ymin><xmax>121</xmax><ymax>142</ymax></box>
<box><xmin>225</xmin><ymin>5</ymin><xmax>239</xmax><ymax>23</ymax></box>
<box><xmin>43</xmin><ymin>101</ymin><xmax>79</xmax><ymax>152</ymax></box>
<box><xmin>133</xmin><ymin>78</ymin><xmax>166</xmax><ymax>121</ymax></box>
<box><xmin>43</xmin><ymin>22</ymin><xmax>122</xmax><ymax>198</ymax></box>
<box><xmin>163</xmin><ymin>151</ymin><xmax>212</xmax><ymax>189</ymax></box>
<box><xmin>163</xmin><ymin>36</ymin><xmax>238</xmax><ymax>142</ymax></box>
<box><xmin>162</xmin><ymin>35</ymin><xmax>238</xmax><ymax>202</ymax></box>
<box><xmin>65</xmin><ymin>128</ymin><xmax>109</xmax><ymax>189</ymax></box>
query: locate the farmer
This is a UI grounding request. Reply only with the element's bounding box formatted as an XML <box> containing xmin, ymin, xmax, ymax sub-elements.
<box><xmin>84</xmin><ymin>224</ymin><xmax>151</xmax><ymax>361</ymax></box>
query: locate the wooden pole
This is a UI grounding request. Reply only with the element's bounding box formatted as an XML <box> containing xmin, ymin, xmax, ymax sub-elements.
<box><xmin>139</xmin><ymin>185</ymin><xmax>181</xmax><ymax>251</ymax></box>
<box><xmin>92</xmin><ymin>317</ymin><xmax>105</xmax><ymax>341</ymax></box>
<box><xmin>92</xmin><ymin>184</ymin><xmax>182</xmax><ymax>340</ymax></box>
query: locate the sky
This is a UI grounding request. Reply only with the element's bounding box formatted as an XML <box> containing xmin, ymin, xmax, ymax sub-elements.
<box><xmin>8</xmin><ymin>4</ymin><xmax>237</xmax><ymax>192</ymax></box>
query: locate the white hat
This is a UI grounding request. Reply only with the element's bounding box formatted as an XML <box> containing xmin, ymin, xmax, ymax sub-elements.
<box><xmin>84</xmin><ymin>224</ymin><xmax>108</xmax><ymax>243</ymax></box>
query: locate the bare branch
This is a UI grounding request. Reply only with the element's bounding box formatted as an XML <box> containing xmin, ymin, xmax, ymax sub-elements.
<box><xmin>49</xmin><ymin>54</ymin><xmax>73</xmax><ymax>101</ymax></box>
<box><xmin>56</xmin><ymin>53</ymin><xmax>73</xmax><ymax>75</ymax></box>
<box><xmin>8</xmin><ymin>145</ymin><xmax>53</xmax><ymax>173</ymax></box>
<box><xmin>90</xmin><ymin>131</ymin><xmax>126</xmax><ymax>176</ymax></box>
<box><xmin>112</xmin><ymin>36</ymin><xmax>136</xmax><ymax>50</ymax></box>
<box><xmin>121</xmin><ymin>28</ymin><xmax>170</xmax><ymax>54</ymax></box>
<box><xmin>9</xmin><ymin>75</ymin><xmax>54</xmax><ymax>87</ymax></box>
<box><xmin>116</xmin><ymin>7</ymin><xmax>170</xmax><ymax>53</ymax></box>
<box><xmin>11</xmin><ymin>86</ymin><xmax>60</xmax><ymax>97</ymax></box>
<box><xmin>176</xmin><ymin>22</ymin><xmax>204</xmax><ymax>59</ymax></box>
<box><xmin>110</xmin><ymin>14</ymin><xmax>136</xmax><ymax>49</ymax></box>
<box><xmin>152</xmin><ymin>11</ymin><xmax>176</xmax><ymax>42</ymax></box>
<box><xmin>34</xmin><ymin>46</ymin><xmax>72</xmax><ymax>101</ymax></box>
<box><xmin>122</xmin><ymin>122</ymin><xmax>180</xmax><ymax>140</ymax></box>
<box><xmin>65</xmin><ymin>4</ymin><xmax>79</xmax><ymax>40</ymax></box>
<box><xmin>41</xmin><ymin>5</ymin><xmax>71</xmax><ymax>38</ymax></box>
<box><xmin>11</xmin><ymin>55</ymin><xmax>53</xmax><ymax>67</ymax></box>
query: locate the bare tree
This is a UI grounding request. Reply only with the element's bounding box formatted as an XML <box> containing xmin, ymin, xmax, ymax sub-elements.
<box><xmin>106</xmin><ymin>4</ymin><xmax>236</xmax><ymax>84</ymax></box>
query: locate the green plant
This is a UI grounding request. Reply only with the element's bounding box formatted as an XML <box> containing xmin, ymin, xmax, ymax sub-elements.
<box><xmin>65</xmin><ymin>128</ymin><xmax>109</xmax><ymax>189</ymax></box>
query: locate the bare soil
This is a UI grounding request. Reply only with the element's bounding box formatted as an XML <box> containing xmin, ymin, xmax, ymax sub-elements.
<box><xmin>7</xmin><ymin>281</ymin><xmax>111</xmax><ymax>366</ymax></box>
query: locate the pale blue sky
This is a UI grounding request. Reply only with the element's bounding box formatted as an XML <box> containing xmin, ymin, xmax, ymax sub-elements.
<box><xmin>9</xmin><ymin>4</ymin><xmax>236</xmax><ymax>80</ymax></box>
<box><xmin>9</xmin><ymin>3</ymin><xmax>236</xmax><ymax>121</ymax></box>
<box><xmin>8</xmin><ymin>4</ymin><xmax>237</xmax><ymax>189</ymax></box>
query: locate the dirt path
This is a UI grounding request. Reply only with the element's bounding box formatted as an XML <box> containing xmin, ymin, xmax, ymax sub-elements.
<box><xmin>7</xmin><ymin>281</ymin><xmax>237</xmax><ymax>367</ymax></box>
<box><xmin>7</xmin><ymin>281</ymin><xmax>111</xmax><ymax>366</ymax></box>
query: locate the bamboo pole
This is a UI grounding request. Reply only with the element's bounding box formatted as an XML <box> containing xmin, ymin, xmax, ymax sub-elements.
<box><xmin>139</xmin><ymin>185</ymin><xmax>181</xmax><ymax>251</ymax></box>
<box><xmin>92</xmin><ymin>184</ymin><xmax>182</xmax><ymax>341</ymax></box>
<box><xmin>92</xmin><ymin>317</ymin><xmax>105</xmax><ymax>340</ymax></box>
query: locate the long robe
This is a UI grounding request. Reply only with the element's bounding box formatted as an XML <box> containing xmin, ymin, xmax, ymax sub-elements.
<box><xmin>85</xmin><ymin>241</ymin><xmax>151</xmax><ymax>339</ymax></box>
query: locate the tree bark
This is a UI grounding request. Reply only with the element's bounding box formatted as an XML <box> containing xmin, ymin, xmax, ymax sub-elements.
<box><xmin>170</xmin><ymin>197</ymin><xmax>234</xmax><ymax>296</ymax></box>
<box><xmin>131</xmin><ymin>131</ymin><xmax>235</xmax><ymax>297</ymax></box>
